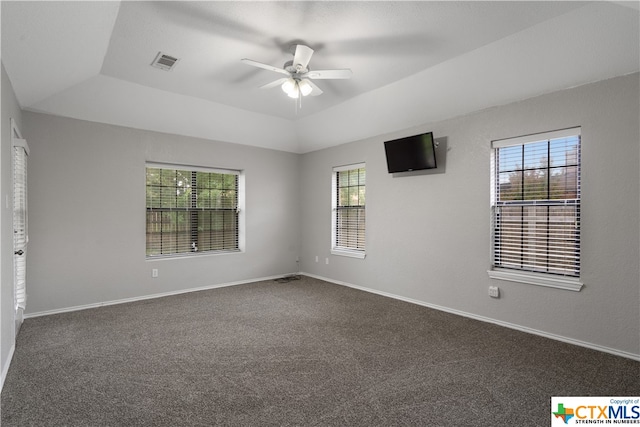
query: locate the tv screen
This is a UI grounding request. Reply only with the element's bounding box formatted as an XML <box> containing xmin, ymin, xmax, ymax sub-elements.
<box><xmin>384</xmin><ymin>132</ymin><xmax>437</xmax><ymax>173</ymax></box>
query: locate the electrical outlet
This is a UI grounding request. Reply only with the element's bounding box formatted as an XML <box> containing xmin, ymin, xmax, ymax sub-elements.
<box><xmin>315</xmin><ymin>256</ymin><xmax>318</xmax><ymax>263</ymax></box>
<box><xmin>488</xmin><ymin>286</ymin><xmax>500</xmax><ymax>298</ymax></box>
<box><xmin>325</xmin><ymin>258</ymin><xmax>329</xmax><ymax>265</ymax></box>
<box><xmin>152</xmin><ymin>269</ymin><xmax>158</xmax><ymax>278</ymax></box>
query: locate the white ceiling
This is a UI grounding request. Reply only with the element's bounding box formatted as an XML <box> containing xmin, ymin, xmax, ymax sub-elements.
<box><xmin>2</xmin><ymin>1</ymin><xmax>638</xmax><ymax>153</ymax></box>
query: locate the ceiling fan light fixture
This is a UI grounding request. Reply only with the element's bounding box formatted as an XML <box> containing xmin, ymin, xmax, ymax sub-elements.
<box><xmin>282</xmin><ymin>78</ymin><xmax>306</xmax><ymax>99</ymax></box>
<box><xmin>281</xmin><ymin>78</ymin><xmax>296</xmax><ymax>95</ymax></box>
<box><xmin>298</xmin><ymin>79</ymin><xmax>313</xmax><ymax>96</ymax></box>
<box><xmin>286</xmin><ymin>84</ymin><xmax>300</xmax><ymax>99</ymax></box>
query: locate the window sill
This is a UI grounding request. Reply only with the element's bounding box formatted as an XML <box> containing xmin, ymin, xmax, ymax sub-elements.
<box><xmin>146</xmin><ymin>249</ymin><xmax>241</xmax><ymax>260</ymax></box>
<box><xmin>331</xmin><ymin>248</ymin><xmax>366</xmax><ymax>259</ymax></box>
<box><xmin>487</xmin><ymin>269</ymin><xmax>583</xmax><ymax>292</ymax></box>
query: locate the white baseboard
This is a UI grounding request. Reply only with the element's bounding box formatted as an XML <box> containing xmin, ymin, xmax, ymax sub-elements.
<box><xmin>24</xmin><ymin>273</ymin><xmax>297</xmax><ymax>319</ymax></box>
<box><xmin>1</xmin><ymin>343</ymin><xmax>16</xmax><ymax>394</ymax></box>
<box><xmin>302</xmin><ymin>272</ymin><xmax>640</xmax><ymax>362</ymax></box>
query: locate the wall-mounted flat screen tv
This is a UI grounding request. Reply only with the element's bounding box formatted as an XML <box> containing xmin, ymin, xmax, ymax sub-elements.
<box><xmin>384</xmin><ymin>132</ymin><xmax>437</xmax><ymax>173</ymax></box>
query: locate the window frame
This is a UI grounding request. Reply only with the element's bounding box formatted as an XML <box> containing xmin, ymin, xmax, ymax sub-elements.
<box><xmin>145</xmin><ymin>162</ymin><xmax>245</xmax><ymax>259</ymax></box>
<box><xmin>488</xmin><ymin>128</ymin><xmax>584</xmax><ymax>291</ymax></box>
<box><xmin>331</xmin><ymin>163</ymin><xmax>366</xmax><ymax>259</ymax></box>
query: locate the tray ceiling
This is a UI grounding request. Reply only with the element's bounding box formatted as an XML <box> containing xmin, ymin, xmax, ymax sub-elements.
<box><xmin>2</xmin><ymin>1</ymin><xmax>638</xmax><ymax>152</ymax></box>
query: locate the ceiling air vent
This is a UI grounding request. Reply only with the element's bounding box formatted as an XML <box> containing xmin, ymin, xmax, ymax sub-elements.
<box><xmin>151</xmin><ymin>52</ymin><xmax>179</xmax><ymax>71</ymax></box>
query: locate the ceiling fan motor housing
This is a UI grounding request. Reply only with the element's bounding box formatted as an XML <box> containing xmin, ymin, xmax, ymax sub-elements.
<box><xmin>284</xmin><ymin>60</ymin><xmax>308</xmax><ymax>74</ymax></box>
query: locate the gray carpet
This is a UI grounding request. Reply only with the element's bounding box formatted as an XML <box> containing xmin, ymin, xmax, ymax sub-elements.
<box><xmin>2</xmin><ymin>276</ymin><xmax>638</xmax><ymax>426</ymax></box>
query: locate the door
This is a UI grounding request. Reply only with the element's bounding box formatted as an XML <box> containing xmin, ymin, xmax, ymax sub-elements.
<box><xmin>11</xmin><ymin>119</ymin><xmax>29</xmax><ymax>333</ymax></box>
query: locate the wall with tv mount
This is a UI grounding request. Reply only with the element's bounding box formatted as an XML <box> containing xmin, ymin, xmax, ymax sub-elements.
<box><xmin>298</xmin><ymin>73</ymin><xmax>639</xmax><ymax>359</ymax></box>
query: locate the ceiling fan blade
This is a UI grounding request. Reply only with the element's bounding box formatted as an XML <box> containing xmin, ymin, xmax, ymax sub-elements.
<box><xmin>241</xmin><ymin>58</ymin><xmax>290</xmax><ymax>76</ymax></box>
<box><xmin>306</xmin><ymin>79</ymin><xmax>323</xmax><ymax>97</ymax></box>
<box><xmin>293</xmin><ymin>45</ymin><xmax>314</xmax><ymax>71</ymax></box>
<box><xmin>303</xmin><ymin>69</ymin><xmax>353</xmax><ymax>80</ymax></box>
<box><xmin>259</xmin><ymin>78</ymin><xmax>288</xmax><ymax>89</ymax></box>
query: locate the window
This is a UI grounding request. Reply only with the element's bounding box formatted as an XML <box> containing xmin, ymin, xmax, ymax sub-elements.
<box><xmin>489</xmin><ymin>128</ymin><xmax>582</xmax><ymax>291</ymax></box>
<box><xmin>146</xmin><ymin>163</ymin><xmax>242</xmax><ymax>257</ymax></box>
<box><xmin>331</xmin><ymin>163</ymin><xmax>366</xmax><ymax>258</ymax></box>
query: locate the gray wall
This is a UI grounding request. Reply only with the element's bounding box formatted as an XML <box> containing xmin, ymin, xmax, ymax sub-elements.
<box><xmin>22</xmin><ymin>112</ymin><xmax>301</xmax><ymax>314</ymax></box>
<box><xmin>299</xmin><ymin>73</ymin><xmax>640</xmax><ymax>357</ymax></box>
<box><xmin>1</xmin><ymin>62</ymin><xmax>23</xmax><ymax>386</ymax></box>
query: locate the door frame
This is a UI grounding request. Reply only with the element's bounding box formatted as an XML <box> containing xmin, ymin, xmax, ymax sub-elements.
<box><xmin>10</xmin><ymin>118</ymin><xmax>29</xmax><ymax>334</ymax></box>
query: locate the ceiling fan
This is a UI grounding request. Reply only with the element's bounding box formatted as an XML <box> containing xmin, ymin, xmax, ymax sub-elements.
<box><xmin>241</xmin><ymin>44</ymin><xmax>352</xmax><ymax>99</ymax></box>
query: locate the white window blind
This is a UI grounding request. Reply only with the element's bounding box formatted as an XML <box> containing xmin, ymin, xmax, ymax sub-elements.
<box><xmin>491</xmin><ymin>128</ymin><xmax>581</xmax><ymax>279</ymax></box>
<box><xmin>13</xmin><ymin>139</ymin><xmax>29</xmax><ymax>310</ymax></box>
<box><xmin>146</xmin><ymin>164</ymin><xmax>240</xmax><ymax>257</ymax></box>
<box><xmin>332</xmin><ymin>163</ymin><xmax>365</xmax><ymax>257</ymax></box>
